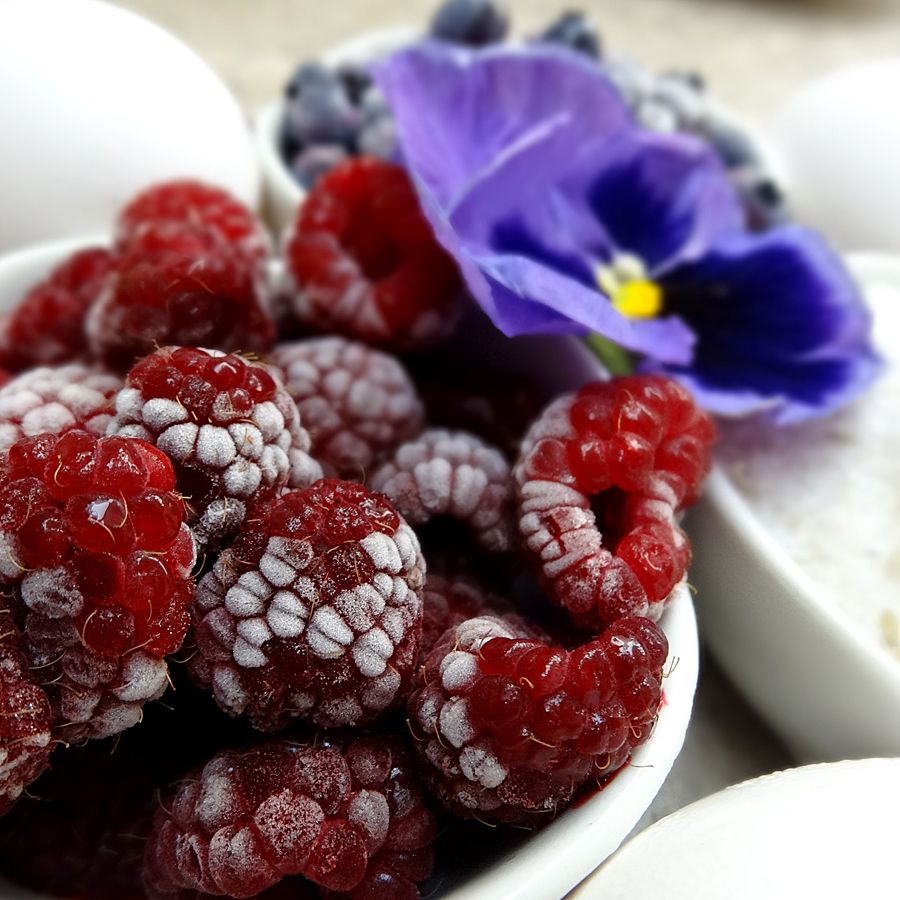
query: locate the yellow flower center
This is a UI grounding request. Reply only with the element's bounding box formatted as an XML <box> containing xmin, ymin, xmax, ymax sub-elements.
<box><xmin>597</xmin><ymin>253</ymin><xmax>663</xmax><ymax>320</ymax></box>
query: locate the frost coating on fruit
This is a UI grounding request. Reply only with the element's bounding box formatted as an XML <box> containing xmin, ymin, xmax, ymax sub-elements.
<box><xmin>409</xmin><ymin>610</ymin><xmax>670</xmax><ymax>824</ymax></box>
<box><xmin>143</xmin><ymin>734</ymin><xmax>436</xmax><ymax>898</ymax></box>
<box><xmin>190</xmin><ymin>480</ymin><xmax>425</xmax><ymax>730</ymax></box>
<box><xmin>0</xmin><ymin>363</ymin><xmax>121</xmax><ymax>453</ymax></box>
<box><xmin>271</xmin><ymin>337</ymin><xmax>424</xmax><ymax>478</ymax></box>
<box><xmin>108</xmin><ymin>347</ymin><xmax>321</xmax><ymax>550</ymax></box>
<box><xmin>370</xmin><ymin>429</ymin><xmax>516</xmax><ymax>553</ymax></box>
<box><xmin>514</xmin><ymin>375</ymin><xmax>715</xmax><ymax>630</ymax></box>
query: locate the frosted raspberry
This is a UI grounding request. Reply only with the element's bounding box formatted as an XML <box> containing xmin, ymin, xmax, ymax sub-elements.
<box><xmin>0</xmin><ymin>363</ymin><xmax>122</xmax><ymax>454</ymax></box>
<box><xmin>143</xmin><ymin>734</ymin><xmax>436</xmax><ymax>898</ymax></box>
<box><xmin>514</xmin><ymin>376</ymin><xmax>715</xmax><ymax>630</ymax></box>
<box><xmin>408</xmin><ymin>608</ymin><xmax>671</xmax><ymax>824</ymax></box>
<box><xmin>116</xmin><ymin>179</ymin><xmax>271</xmax><ymax>263</ymax></box>
<box><xmin>108</xmin><ymin>347</ymin><xmax>321</xmax><ymax>550</ymax></box>
<box><xmin>0</xmin><ymin>597</ymin><xmax>52</xmax><ymax>815</ymax></box>
<box><xmin>189</xmin><ymin>480</ymin><xmax>425</xmax><ymax>730</ymax></box>
<box><xmin>0</xmin><ymin>431</ymin><xmax>196</xmax><ymax>741</ymax></box>
<box><xmin>282</xmin><ymin>157</ymin><xmax>462</xmax><ymax>350</ymax></box>
<box><xmin>370</xmin><ymin>430</ymin><xmax>516</xmax><ymax>553</ymax></box>
<box><xmin>271</xmin><ymin>337</ymin><xmax>424</xmax><ymax>479</ymax></box>
<box><xmin>0</xmin><ymin>247</ymin><xmax>115</xmax><ymax>373</ymax></box>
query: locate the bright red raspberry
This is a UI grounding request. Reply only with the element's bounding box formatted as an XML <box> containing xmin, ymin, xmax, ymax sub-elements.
<box><xmin>282</xmin><ymin>157</ymin><xmax>462</xmax><ymax>350</ymax></box>
<box><xmin>0</xmin><ymin>597</ymin><xmax>52</xmax><ymax>815</ymax></box>
<box><xmin>143</xmin><ymin>734</ymin><xmax>436</xmax><ymax>898</ymax></box>
<box><xmin>189</xmin><ymin>480</ymin><xmax>425</xmax><ymax>731</ymax></box>
<box><xmin>116</xmin><ymin>180</ymin><xmax>271</xmax><ymax>263</ymax></box>
<box><xmin>370</xmin><ymin>430</ymin><xmax>516</xmax><ymax>553</ymax></box>
<box><xmin>409</xmin><ymin>611</ymin><xmax>670</xmax><ymax>824</ymax></box>
<box><xmin>108</xmin><ymin>346</ymin><xmax>321</xmax><ymax>550</ymax></box>
<box><xmin>271</xmin><ymin>337</ymin><xmax>424</xmax><ymax>479</ymax></box>
<box><xmin>0</xmin><ymin>363</ymin><xmax>122</xmax><ymax>453</ymax></box>
<box><xmin>0</xmin><ymin>247</ymin><xmax>115</xmax><ymax>372</ymax></box>
<box><xmin>0</xmin><ymin>431</ymin><xmax>196</xmax><ymax>741</ymax></box>
<box><xmin>514</xmin><ymin>376</ymin><xmax>715</xmax><ymax>630</ymax></box>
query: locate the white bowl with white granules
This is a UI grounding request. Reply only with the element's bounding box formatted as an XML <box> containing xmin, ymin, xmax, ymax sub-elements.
<box><xmin>688</xmin><ymin>253</ymin><xmax>900</xmax><ymax>762</ymax></box>
<box><xmin>0</xmin><ymin>236</ymin><xmax>699</xmax><ymax>898</ymax></box>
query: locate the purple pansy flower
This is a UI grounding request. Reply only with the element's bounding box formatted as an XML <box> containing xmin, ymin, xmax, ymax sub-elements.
<box><xmin>373</xmin><ymin>41</ymin><xmax>880</xmax><ymax>421</ymax></box>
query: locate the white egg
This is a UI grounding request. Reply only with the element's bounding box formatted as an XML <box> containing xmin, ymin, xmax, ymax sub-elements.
<box><xmin>0</xmin><ymin>0</ymin><xmax>259</xmax><ymax>251</ymax></box>
<box><xmin>772</xmin><ymin>58</ymin><xmax>900</xmax><ymax>253</ymax></box>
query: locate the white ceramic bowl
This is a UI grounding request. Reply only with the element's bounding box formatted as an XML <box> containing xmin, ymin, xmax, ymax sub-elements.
<box><xmin>688</xmin><ymin>254</ymin><xmax>900</xmax><ymax>762</ymax></box>
<box><xmin>573</xmin><ymin>758</ymin><xmax>900</xmax><ymax>899</ymax></box>
<box><xmin>0</xmin><ymin>236</ymin><xmax>699</xmax><ymax>899</ymax></box>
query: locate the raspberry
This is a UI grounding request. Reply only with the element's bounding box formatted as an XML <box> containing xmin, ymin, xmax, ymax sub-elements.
<box><xmin>189</xmin><ymin>479</ymin><xmax>425</xmax><ymax>730</ymax></box>
<box><xmin>408</xmin><ymin>610</ymin><xmax>671</xmax><ymax>824</ymax></box>
<box><xmin>0</xmin><ymin>431</ymin><xmax>196</xmax><ymax>741</ymax></box>
<box><xmin>143</xmin><ymin>734</ymin><xmax>436</xmax><ymax>898</ymax></box>
<box><xmin>108</xmin><ymin>347</ymin><xmax>322</xmax><ymax>550</ymax></box>
<box><xmin>514</xmin><ymin>376</ymin><xmax>715</xmax><ymax>629</ymax></box>
<box><xmin>116</xmin><ymin>180</ymin><xmax>271</xmax><ymax>263</ymax></box>
<box><xmin>282</xmin><ymin>157</ymin><xmax>462</xmax><ymax>350</ymax></box>
<box><xmin>87</xmin><ymin>228</ymin><xmax>275</xmax><ymax>370</ymax></box>
<box><xmin>0</xmin><ymin>247</ymin><xmax>114</xmax><ymax>372</ymax></box>
<box><xmin>370</xmin><ymin>430</ymin><xmax>516</xmax><ymax>553</ymax></box>
<box><xmin>271</xmin><ymin>337</ymin><xmax>424</xmax><ymax>479</ymax></box>
<box><xmin>0</xmin><ymin>597</ymin><xmax>52</xmax><ymax>815</ymax></box>
<box><xmin>0</xmin><ymin>363</ymin><xmax>122</xmax><ymax>453</ymax></box>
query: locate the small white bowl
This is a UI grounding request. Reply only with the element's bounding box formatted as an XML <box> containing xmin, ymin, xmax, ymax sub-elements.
<box><xmin>0</xmin><ymin>237</ymin><xmax>699</xmax><ymax>899</ymax></box>
<box><xmin>574</xmin><ymin>758</ymin><xmax>900</xmax><ymax>899</ymax></box>
<box><xmin>688</xmin><ymin>254</ymin><xmax>900</xmax><ymax>762</ymax></box>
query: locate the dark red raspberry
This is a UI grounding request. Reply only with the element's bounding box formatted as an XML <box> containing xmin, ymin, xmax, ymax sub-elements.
<box><xmin>0</xmin><ymin>363</ymin><xmax>122</xmax><ymax>453</ymax></box>
<box><xmin>108</xmin><ymin>346</ymin><xmax>321</xmax><ymax>550</ymax></box>
<box><xmin>282</xmin><ymin>157</ymin><xmax>462</xmax><ymax>350</ymax></box>
<box><xmin>271</xmin><ymin>337</ymin><xmax>424</xmax><ymax>479</ymax></box>
<box><xmin>514</xmin><ymin>376</ymin><xmax>715</xmax><ymax>630</ymax></box>
<box><xmin>87</xmin><ymin>228</ymin><xmax>275</xmax><ymax>370</ymax></box>
<box><xmin>144</xmin><ymin>734</ymin><xmax>436</xmax><ymax>898</ymax></box>
<box><xmin>0</xmin><ymin>431</ymin><xmax>196</xmax><ymax>741</ymax></box>
<box><xmin>116</xmin><ymin>180</ymin><xmax>271</xmax><ymax>263</ymax></box>
<box><xmin>189</xmin><ymin>479</ymin><xmax>425</xmax><ymax>730</ymax></box>
<box><xmin>370</xmin><ymin>429</ymin><xmax>516</xmax><ymax>553</ymax></box>
<box><xmin>0</xmin><ymin>596</ymin><xmax>52</xmax><ymax>815</ymax></box>
<box><xmin>409</xmin><ymin>611</ymin><xmax>670</xmax><ymax>824</ymax></box>
<box><xmin>0</xmin><ymin>247</ymin><xmax>115</xmax><ymax>372</ymax></box>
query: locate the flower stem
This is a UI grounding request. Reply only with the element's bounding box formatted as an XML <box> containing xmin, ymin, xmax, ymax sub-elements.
<box><xmin>585</xmin><ymin>334</ymin><xmax>635</xmax><ymax>376</ymax></box>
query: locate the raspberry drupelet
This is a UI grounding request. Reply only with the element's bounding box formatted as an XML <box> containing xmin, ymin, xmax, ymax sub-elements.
<box><xmin>271</xmin><ymin>337</ymin><xmax>424</xmax><ymax>479</ymax></box>
<box><xmin>514</xmin><ymin>375</ymin><xmax>715</xmax><ymax>630</ymax></box>
<box><xmin>143</xmin><ymin>734</ymin><xmax>436</xmax><ymax>899</ymax></box>
<box><xmin>0</xmin><ymin>431</ymin><xmax>196</xmax><ymax>741</ymax></box>
<box><xmin>108</xmin><ymin>346</ymin><xmax>322</xmax><ymax>550</ymax></box>
<box><xmin>370</xmin><ymin>429</ymin><xmax>516</xmax><ymax>553</ymax></box>
<box><xmin>0</xmin><ymin>247</ymin><xmax>115</xmax><ymax>373</ymax></box>
<box><xmin>408</xmin><ymin>607</ymin><xmax>672</xmax><ymax>824</ymax></box>
<box><xmin>282</xmin><ymin>157</ymin><xmax>462</xmax><ymax>351</ymax></box>
<box><xmin>189</xmin><ymin>479</ymin><xmax>426</xmax><ymax>731</ymax></box>
<box><xmin>0</xmin><ymin>363</ymin><xmax>122</xmax><ymax>453</ymax></box>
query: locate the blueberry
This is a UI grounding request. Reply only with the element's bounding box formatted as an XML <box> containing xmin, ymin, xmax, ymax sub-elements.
<box><xmin>282</xmin><ymin>63</ymin><xmax>359</xmax><ymax>149</ymax></box>
<box><xmin>337</xmin><ymin>63</ymin><xmax>373</xmax><ymax>106</ymax></box>
<box><xmin>699</xmin><ymin>117</ymin><xmax>761</xmax><ymax>170</ymax></box>
<box><xmin>291</xmin><ymin>144</ymin><xmax>350</xmax><ymax>189</ymax></box>
<box><xmin>734</xmin><ymin>172</ymin><xmax>789</xmax><ymax>231</ymax></box>
<box><xmin>284</xmin><ymin>62</ymin><xmax>338</xmax><ymax>100</ymax></box>
<box><xmin>538</xmin><ymin>11</ymin><xmax>601</xmax><ymax>59</ymax></box>
<box><xmin>429</xmin><ymin>0</ymin><xmax>509</xmax><ymax>47</ymax></box>
<box><xmin>358</xmin><ymin>116</ymin><xmax>397</xmax><ymax>161</ymax></box>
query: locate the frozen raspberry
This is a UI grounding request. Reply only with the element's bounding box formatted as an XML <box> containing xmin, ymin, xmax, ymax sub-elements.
<box><xmin>370</xmin><ymin>429</ymin><xmax>516</xmax><ymax>554</ymax></box>
<box><xmin>409</xmin><ymin>609</ymin><xmax>671</xmax><ymax>824</ymax></box>
<box><xmin>0</xmin><ymin>363</ymin><xmax>122</xmax><ymax>453</ymax></box>
<box><xmin>514</xmin><ymin>376</ymin><xmax>715</xmax><ymax>630</ymax></box>
<box><xmin>0</xmin><ymin>431</ymin><xmax>196</xmax><ymax>741</ymax></box>
<box><xmin>116</xmin><ymin>180</ymin><xmax>271</xmax><ymax>263</ymax></box>
<box><xmin>0</xmin><ymin>597</ymin><xmax>52</xmax><ymax>815</ymax></box>
<box><xmin>0</xmin><ymin>247</ymin><xmax>115</xmax><ymax>372</ymax></box>
<box><xmin>144</xmin><ymin>734</ymin><xmax>436</xmax><ymax>898</ymax></box>
<box><xmin>282</xmin><ymin>157</ymin><xmax>462</xmax><ymax>350</ymax></box>
<box><xmin>87</xmin><ymin>229</ymin><xmax>275</xmax><ymax>370</ymax></box>
<box><xmin>108</xmin><ymin>346</ymin><xmax>321</xmax><ymax>551</ymax></box>
<box><xmin>189</xmin><ymin>479</ymin><xmax>425</xmax><ymax>730</ymax></box>
<box><xmin>271</xmin><ymin>337</ymin><xmax>424</xmax><ymax>479</ymax></box>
